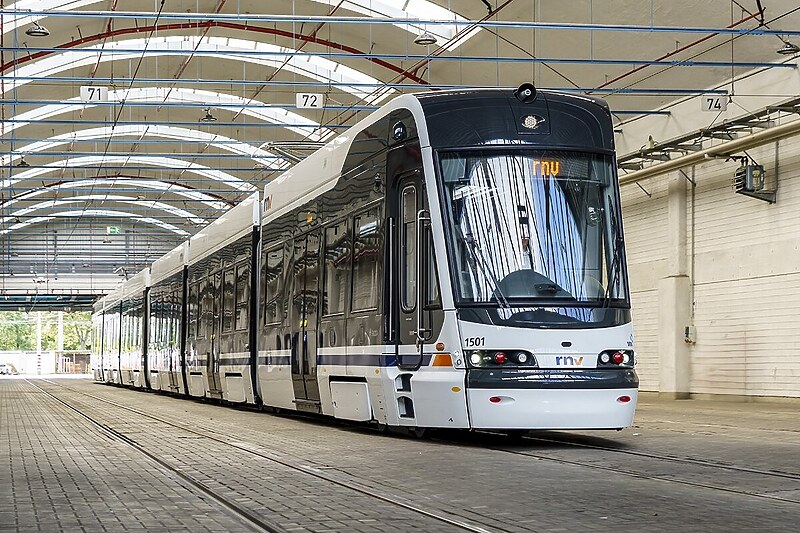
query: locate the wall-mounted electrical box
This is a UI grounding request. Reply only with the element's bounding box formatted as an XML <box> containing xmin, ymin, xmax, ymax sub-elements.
<box><xmin>733</xmin><ymin>162</ymin><xmax>775</xmax><ymax>203</ymax></box>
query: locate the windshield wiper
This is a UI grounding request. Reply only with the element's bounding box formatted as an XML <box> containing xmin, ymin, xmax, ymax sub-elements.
<box><xmin>602</xmin><ymin>204</ymin><xmax>624</xmax><ymax>308</ymax></box>
<box><xmin>457</xmin><ymin>227</ymin><xmax>511</xmax><ymax>308</ymax></box>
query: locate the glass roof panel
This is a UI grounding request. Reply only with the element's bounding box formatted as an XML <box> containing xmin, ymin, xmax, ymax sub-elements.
<box><xmin>0</xmin><ymin>209</ymin><xmax>189</xmax><ymax>236</ymax></box>
<box><xmin>0</xmin><ymin>196</ymin><xmax>206</xmax><ymax>226</ymax></box>
<box><xmin>1</xmin><ymin>155</ymin><xmax>255</xmax><ymax>192</ymax></box>
<box><xmin>1</xmin><ymin>87</ymin><xmax>333</xmax><ymax>143</ymax></box>
<box><xmin>3</xmin><ymin>36</ymin><xmax>395</xmax><ymax>105</ymax></box>
<box><xmin>2</xmin><ymin>124</ymin><xmax>288</xmax><ymax>168</ymax></box>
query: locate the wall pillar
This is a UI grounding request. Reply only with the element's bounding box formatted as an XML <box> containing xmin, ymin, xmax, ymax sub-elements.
<box><xmin>658</xmin><ymin>173</ymin><xmax>692</xmax><ymax>399</ymax></box>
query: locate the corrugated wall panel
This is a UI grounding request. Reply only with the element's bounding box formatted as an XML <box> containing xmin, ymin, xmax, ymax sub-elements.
<box><xmin>687</xmin><ymin>138</ymin><xmax>800</xmax><ymax>397</ymax></box>
<box><xmin>620</xmin><ymin>135</ymin><xmax>800</xmax><ymax>398</ymax></box>
<box><xmin>621</xmin><ymin>175</ymin><xmax>671</xmax><ymax>391</ymax></box>
<box><xmin>630</xmin><ymin>288</ymin><xmax>659</xmax><ymax>391</ymax></box>
<box><xmin>691</xmin><ymin>275</ymin><xmax>800</xmax><ymax>397</ymax></box>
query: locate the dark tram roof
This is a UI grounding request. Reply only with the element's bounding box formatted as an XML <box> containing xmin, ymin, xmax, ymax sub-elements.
<box><xmin>415</xmin><ymin>88</ymin><xmax>615</xmax><ymax>153</ymax></box>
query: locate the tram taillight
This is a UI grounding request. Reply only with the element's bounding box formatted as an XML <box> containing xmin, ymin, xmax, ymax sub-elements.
<box><xmin>597</xmin><ymin>350</ymin><xmax>635</xmax><ymax>367</ymax></box>
<box><xmin>493</xmin><ymin>352</ymin><xmax>508</xmax><ymax>364</ymax></box>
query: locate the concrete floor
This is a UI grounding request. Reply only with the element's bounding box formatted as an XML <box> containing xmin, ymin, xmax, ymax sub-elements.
<box><xmin>1</xmin><ymin>377</ymin><xmax>799</xmax><ymax>532</ymax></box>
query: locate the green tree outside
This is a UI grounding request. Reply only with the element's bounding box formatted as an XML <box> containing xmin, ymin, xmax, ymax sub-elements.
<box><xmin>0</xmin><ymin>311</ymin><xmax>93</xmax><ymax>351</ymax></box>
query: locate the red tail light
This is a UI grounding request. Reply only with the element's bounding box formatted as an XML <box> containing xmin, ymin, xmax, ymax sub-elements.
<box><xmin>617</xmin><ymin>395</ymin><xmax>631</xmax><ymax>403</ymax></box>
<box><xmin>493</xmin><ymin>352</ymin><xmax>507</xmax><ymax>364</ymax></box>
<box><xmin>612</xmin><ymin>351</ymin><xmax>625</xmax><ymax>364</ymax></box>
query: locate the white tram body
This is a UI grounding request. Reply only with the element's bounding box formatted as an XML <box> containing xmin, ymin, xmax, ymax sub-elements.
<box><xmin>92</xmin><ymin>87</ymin><xmax>638</xmax><ymax>431</ymax></box>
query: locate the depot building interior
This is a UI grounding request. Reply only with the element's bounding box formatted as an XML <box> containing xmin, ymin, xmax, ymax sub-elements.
<box><xmin>5</xmin><ymin>3</ymin><xmax>800</xmax><ymax>533</ymax></box>
<box><xmin>3</xmin><ymin>0</ymin><xmax>800</xmax><ymax>400</ymax></box>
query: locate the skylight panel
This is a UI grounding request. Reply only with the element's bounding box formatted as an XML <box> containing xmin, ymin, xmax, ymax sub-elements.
<box><xmin>1</xmin><ymin>124</ymin><xmax>287</xmax><ymax>169</ymax></box>
<box><xmin>0</xmin><ymin>209</ymin><xmax>189</xmax><ymax>236</ymax></box>
<box><xmin>1</xmin><ymin>155</ymin><xmax>255</xmax><ymax>192</ymax></box>
<box><xmin>0</xmin><ymin>196</ymin><xmax>205</xmax><ymax>225</ymax></box>
<box><xmin>1</xmin><ymin>179</ymin><xmax>227</xmax><ymax>211</ymax></box>
<box><xmin>309</xmin><ymin>0</ymin><xmax>480</xmax><ymax>51</ymax></box>
<box><xmin>1</xmin><ymin>88</ymin><xmax>331</xmax><ymax>145</ymax></box>
<box><xmin>2</xmin><ymin>37</ymin><xmax>396</xmax><ymax>106</ymax></box>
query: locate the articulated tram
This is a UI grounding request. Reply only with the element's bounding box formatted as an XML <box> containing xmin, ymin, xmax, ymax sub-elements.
<box><xmin>92</xmin><ymin>85</ymin><xmax>638</xmax><ymax>431</ymax></box>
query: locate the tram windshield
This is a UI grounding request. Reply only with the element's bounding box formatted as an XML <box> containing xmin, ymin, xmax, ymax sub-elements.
<box><xmin>439</xmin><ymin>150</ymin><xmax>628</xmax><ymax>306</ymax></box>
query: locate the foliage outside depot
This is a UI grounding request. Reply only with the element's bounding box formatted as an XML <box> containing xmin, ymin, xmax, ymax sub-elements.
<box><xmin>0</xmin><ymin>311</ymin><xmax>92</xmax><ymax>352</ymax></box>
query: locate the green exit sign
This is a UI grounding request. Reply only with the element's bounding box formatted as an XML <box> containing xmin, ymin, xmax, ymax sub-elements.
<box><xmin>106</xmin><ymin>226</ymin><xmax>121</xmax><ymax>235</ymax></box>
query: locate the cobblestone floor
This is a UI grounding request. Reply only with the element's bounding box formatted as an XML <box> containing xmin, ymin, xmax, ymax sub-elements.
<box><xmin>2</xmin><ymin>377</ymin><xmax>800</xmax><ymax>532</ymax></box>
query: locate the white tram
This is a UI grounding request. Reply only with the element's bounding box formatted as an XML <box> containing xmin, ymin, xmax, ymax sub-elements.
<box><xmin>92</xmin><ymin>85</ymin><xmax>638</xmax><ymax>431</ymax></box>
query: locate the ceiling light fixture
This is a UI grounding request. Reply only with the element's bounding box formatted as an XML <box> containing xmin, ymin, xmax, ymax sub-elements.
<box><xmin>414</xmin><ymin>31</ymin><xmax>438</xmax><ymax>46</ymax></box>
<box><xmin>777</xmin><ymin>40</ymin><xmax>800</xmax><ymax>56</ymax></box>
<box><xmin>25</xmin><ymin>22</ymin><xmax>50</xmax><ymax>37</ymax></box>
<box><xmin>199</xmin><ymin>108</ymin><xmax>217</xmax><ymax>122</ymax></box>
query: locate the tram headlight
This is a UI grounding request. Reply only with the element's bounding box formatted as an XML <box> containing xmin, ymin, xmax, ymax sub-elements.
<box><xmin>469</xmin><ymin>351</ymin><xmax>485</xmax><ymax>366</ymax></box>
<box><xmin>466</xmin><ymin>350</ymin><xmax>537</xmax><ymax>367</ymax></box>
<box><xmin>599</xmin><ymin>353</ymin><xmax>611</xmax><ymax>364</ymax></box>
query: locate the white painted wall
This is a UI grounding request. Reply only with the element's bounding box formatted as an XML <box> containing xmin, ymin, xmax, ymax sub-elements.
<box><xmin>621</xmin><ymin>122</ymin><xmax>800</xmax><ymax>398</ymax></box>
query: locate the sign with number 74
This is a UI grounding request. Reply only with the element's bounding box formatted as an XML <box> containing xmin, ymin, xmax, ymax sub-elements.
<box><xmin>701</xmin><ymin>95</ymin><xmax>728</xmax><ymax>112</ymax></box>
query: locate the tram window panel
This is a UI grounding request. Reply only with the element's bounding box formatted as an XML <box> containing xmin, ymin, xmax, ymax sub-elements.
<box><xmin>323</xmin><ymin>221</ymin><xmax>350</xmax><ymax>316</ymax></box>
<box><xmin>188</xmin><ymin>282</ymin><xmax>198</xmax><ymax>338</ymax></box>
<box><xmin>264</xmin><ymin>247</ymin><xmax>284</xmax><ymax>325</ymax></box>
<box><xmin>198</xmin><ymin>277</ymin><xmax>209</xmax><ymax>339</ymax></box>
<box><xmin>424</xmin><ymin>227</ymin><xmax>442</xmax><ymax>309</ymax></box>
<box><xmin>223</xmin><ymin>267</ymin><xmax>235</xmax><ymax>333</ymax></box>
<box><xmin>351</xmin><ymin>207</ymin><xmax>383</xmax><ymax>312</ymax></box>
<box><xmin>235</xmin><ymin>261</ymin><xmax>249</xmax><ymax>331</ymax></box>
<box><xmin>259</xmin><ymin>247</ymin><xmax>268</xmax><ymax>327</ymax></box>
<box><xmin>400</xmin><ymin>185</ymin><xmax>417</xmax><ymax>311</ymax></box>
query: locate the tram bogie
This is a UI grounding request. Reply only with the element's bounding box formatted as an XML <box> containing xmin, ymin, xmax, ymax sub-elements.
<box><xmin>91</xmin><ymin>85</ymin><xmax>638</xmax><ymax>431</ymax></box>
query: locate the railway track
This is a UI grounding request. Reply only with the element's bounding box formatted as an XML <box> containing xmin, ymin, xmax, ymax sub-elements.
<box><xmin>436</xmin><ymin>429</ymin><xmax>800</xmax><ymax>505</ymax></box>
<box><xmin>30</xmin><ymin>379</ymin><xmax>495</xmax><ymax>533</ymax></box>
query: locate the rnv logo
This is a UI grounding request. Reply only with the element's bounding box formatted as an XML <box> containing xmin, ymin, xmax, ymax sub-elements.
<box><xmin>555</xmin><ymin>356</ymin><xmax>583</xmax><ymax>366</ymax></box>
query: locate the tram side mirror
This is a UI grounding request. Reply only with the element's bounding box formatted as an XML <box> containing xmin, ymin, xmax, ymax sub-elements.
<box><xmin>514</xmin><ymin>83</ymin><xmax>537</xmax><ymax>104</ymax></box>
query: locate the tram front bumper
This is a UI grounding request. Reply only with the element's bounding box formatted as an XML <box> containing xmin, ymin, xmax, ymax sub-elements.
<box><xmin>466</xmin><ymin>368</ymin><xmax>638</xmax><ymax>430</ymax></box>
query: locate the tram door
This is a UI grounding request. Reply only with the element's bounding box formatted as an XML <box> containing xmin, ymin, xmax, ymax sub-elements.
<box><xmin>290</xmin><ymin>231</ymin><xmax>321</xmax><ymax>404</ymax></box>
<box><xmin>392</xmin><ymin>174</ymin><xmax>430</xmax><ymax>370</ymax></box>
<box><xmin>208</xmin><ymin>270</ymin><xmax>223</xmax><ymax>395</ymax></box>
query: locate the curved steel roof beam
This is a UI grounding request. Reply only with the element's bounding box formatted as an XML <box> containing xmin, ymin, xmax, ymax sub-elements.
<box><xmin>2</xmin><ymin>177</ymin><xmax>229</xmax><ymax>211</ymax></box>
<box><xmin>0</xmin><ymin>209</ymin><xmax>189</xmax><ymax>236</ymax></box>
<box><xmin>1</xmin><ymin>124</ymin><xmax>290</xmax><ymax>168</ymax></box>
<box><xmin>1</xmin><ymin>155</ymin><xmax>255</xmax><ymax>192</ymax></box>
<box><xmin>1</xmin><ymin>196</ymin><xmax>205</xmax><ymax>226</ymax></box>
<box><xmin>2</xmin><ymin>36</ymin><xmax>396</xmax><ymax>105</ymax></box>
<box><xmin>1</xmin><ymin>87</ymin><xmax>333</xmax><ymax>142</ymax></box>
<box><xmin>4</xmin><ymin>0</ymin><xmax>478</xmax><ymax>50</ymax></box>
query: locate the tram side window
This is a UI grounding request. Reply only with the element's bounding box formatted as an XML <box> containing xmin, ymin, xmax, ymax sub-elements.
<box><xmin>323</xmin><ymin>221</ymin><xmax>350</xmax><ymax>316</ymax></box>
<box><xmin>188</xmin><ymin>282</ymin><xmax>197</xmax><ymax>338</ymax></box>
<box><xmin>223</xmin><ymin>267</ymin><xmax>235</xmax><ymax>332</ymax></box>
<box><xmin>401</xmin><ymin>186</ymin><xmax>417</xmax><ymax>311</ymax></box>
<box><xmin>198</xmin><ymin>276</ymin><xmax>209</xmax><ymax>339</ymax></box>
<box><xmin>259</xmin><ymin>248</ymin><xmax>268</xmax><ymax>326</ymax></box>
<box><xmin>235</xmin><ymin>261</ymin><xmax>249</xmax><ymax>331</ymax></box>
<box><xmin>425</xmin><ymin>231</ymin><xmax>442</xmax><ymax>309</ymax></box>
<box><xmin>351</xmin><ymin>207</ymin><xmax>383</xmax><ymax>311</ymax></box>
<box><xmin>264</xmin><ymin>247</ymin><xmax>284</xmax><ymax>325</ymax></box>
